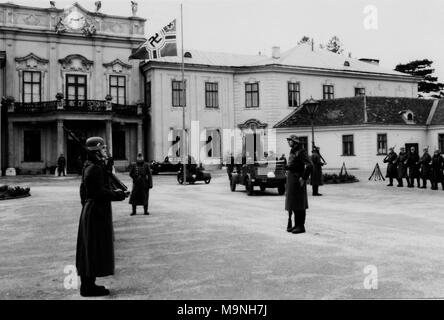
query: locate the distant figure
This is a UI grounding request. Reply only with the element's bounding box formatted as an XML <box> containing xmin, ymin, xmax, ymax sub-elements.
<box><xmin>129</xmin><ymin>153</ymin><xmax>153</xmax><ymax>216</ymax></box>
<box><xmin>383</xmin><ymin>147</ymin><xmax>398</xmax><ymax>187</ymax></box>
<box><xmin>57</xmin><ymin>153</ymin><xmax>66</xmax><ymax>176</ymax></box>
<box><xmin>394</xmin><ymin>147</ymin><xmax>408</xmax><ymax>187</ymax></box>
<box><xmin>76</xmin><ymin>155</ymin><xmax>83</xmax><ymax>176</ymax></box>
<box><xmin>419</xmin><ymin>147</ymin><xmax>431</xmax><ymax>189</ymax></box>
<box><xmin>310</xmin><ymin>147</ymin><xmax>325</xmax><ymax>196</ymax></box>
<box><xmin>430</xmin><ymin>150</ymin><xmax>444</xmax><ymax>190</ymax></box>
<box><xmin>49</xmin><ymin>1</ymin><xmax>56</xmax><ymax>9</ymax></box>
<box><xmin>131</xmin><ymin>1</ymin><xmax>138</xmax><ymax>16</ymax></box>
<box><xmin>406</xmin><ymin>146</ymin><xmax>420</xmax><ymax>188</ymax></box>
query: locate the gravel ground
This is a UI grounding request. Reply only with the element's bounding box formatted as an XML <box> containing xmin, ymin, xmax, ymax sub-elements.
<box><xmin>1</xmin><ymin>169</ymin><xmax>444</xmax><ymax>300</ymax></box>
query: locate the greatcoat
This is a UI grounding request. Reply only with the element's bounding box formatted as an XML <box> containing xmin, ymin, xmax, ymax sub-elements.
<box><xmin>285</xmin><ymin>146</ymin><xmax>313</xmax><ymax>211</ymax></box>
<box><xmin>383</xmin><ymin>151</ymin><xmax>398</xmax><ymax>178</ymax></box>
<box><xmin>76</xmin><ymin>162</ymin><xmax>124</xmax><ymax>277</ymax></box>
<box><xmin>310</xmin><ymin>152</ymin><xmax>324</xmax><ymax>186</ymax></box>
<box><xmin>129</xmin><ymin>161</ymin><xmax>153</xmax><ymax>206</ymax></box>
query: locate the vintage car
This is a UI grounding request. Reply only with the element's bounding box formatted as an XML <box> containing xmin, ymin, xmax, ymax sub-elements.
<box><xmin>230</xmin><ymin>160</ymin><xmax>286</xmax><ymax>195</ymax></box>
<box><xmin>177</xmin><ymin>163</ymin><xmax>212</xmax><ymax>184</ymax></box>
<box><xmin>150</xmin><ymin>157</ymin><xmax>182</xmax><ymax>175</ymax></box>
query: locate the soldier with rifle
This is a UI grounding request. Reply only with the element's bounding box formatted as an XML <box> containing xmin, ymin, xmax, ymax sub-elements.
<box><xmin>383</xmin><ymin>147</ymin><xmax>397</xmax><ymax>186</ymax></box>
<box><xmin>310</xmin><ymin>146</ymin><xmax>326</xmax><ymax>196</ymax></box>
<box><xmin>406</xmin><ymin>146</ymin><xmax>420</xmax><ymax>188</ymax></box>
<box><xmin>430</xmin><ymin>150</ymin><xmax>444</xmax><ymax>191</ymax></box>
<box><xmin>394</xmin><ymin>147</ymin><xmax>408</xmax><ymax>187</ymax></box>
<box><xmin>419</xmin><ymin>147</ymin><xmax>432</xmax><ymax>189</ymax></box>
<box><xmin>64</xmin><ymin>128</ymin><xmax>129</xmax><ymax>297</ymax></box>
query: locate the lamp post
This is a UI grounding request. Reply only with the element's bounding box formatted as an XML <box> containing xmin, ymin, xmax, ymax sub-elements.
<box><xmin>303</xmin><ymin>97</ymin><xmax>319</xmax><ymax>150</ymax></box>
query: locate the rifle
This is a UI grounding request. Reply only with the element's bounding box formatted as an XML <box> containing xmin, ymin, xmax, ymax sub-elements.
<box><xmin>63</xmin><ymin>126</ymin><xmax>130</xmax><ymax>196</ymax></box>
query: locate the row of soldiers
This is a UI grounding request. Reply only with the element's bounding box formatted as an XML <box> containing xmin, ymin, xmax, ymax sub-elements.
<box><xmin>383</xmin><ymin>146</ymin><xmax>444</xmax><ymax>190</ymax></box>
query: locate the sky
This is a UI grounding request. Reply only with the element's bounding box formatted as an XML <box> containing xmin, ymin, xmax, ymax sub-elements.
<box><xmin>13</xmin><ymin>0</ymin><xmax>444</xmax><ymax>81</ymax></box>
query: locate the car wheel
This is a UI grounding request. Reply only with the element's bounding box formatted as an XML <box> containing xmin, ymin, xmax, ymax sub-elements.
<box><xmin>230</xmin><ymin>178</ymin><xmax>236</xmax><ymax>192</ymax></box>
<box><xmin>177</xmin><ymin>175</ymin><xmax>184</xmax><ymax>184</ymax></box>
<box><xmin>205</xmin><ymin>178</ymin><xmax>211</xmax><ymax>184</ymax></box>
<box><xmin>278</xmin><ymin>183</ymin><xmax>285</xmax><ymax>195</ymax></box>
<box><xmin>260</xmin><ymin>185</ymin><xmax>266</xmax><ymax>192</ymax></box>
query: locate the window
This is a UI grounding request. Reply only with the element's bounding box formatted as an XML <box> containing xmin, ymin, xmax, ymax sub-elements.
<box><xmin>245</xmin><ymin>82</ymin><xmax>259</xmax><ymax>108</ymax></box>
<box><xmin>439</xmin><ymin>134</ymin><xmax>444</xmax><ymax>153</ymax></box>
<box><xmin>145</xmin><ymin>81</ymin><xmax>151</xmax><ymax>108</ymax></box>
<box><xmin>23</xmin><ymin>130</ymin><xmax>41</xmax><ymax>162</ymax></box>
<box><xmin>205</xmin><ymin>129</ymin><xmax>221</xmax><ymax>158</ymax></box>
<box><xmin>288</xmin><ymin>82</ymin><xmax>300</xmax><ymax>107</ymax></box>
<box><xmin>112</xmin><ymin>131</ymin><xmax>126</xmax><ymax>160</ymax></box>
<box><xmin>377</xmin><ymin>134</ymin><xmax>387</xmax><ymax>155</ymax></box>
<box><xmin>299</xmin><ymin>136</ymin><xmax>308</xmax><ymax>151</ymax></box>
<box><xmin>355</xmin><ymin>87</ymin><xmax>366</xmax><ymax>97</ymax></box>
<box><xmin>323</xmin><ymin>85</ymin><xmax>334</xmax><ymax>100</ymax></box>
<box><xmin>66</xmin><ymin>74</ymin><xmax>87</xmax><ymax>103</ymax></box>
<box><xmin>23</xmin><ymin>71</ymin><xmax>41</xmax><ymax>103</ymax></box>
<box><xmin>205</xmin><ymin>82</ymin><xmax>219</xmax><ymax>108</ymax></box>
<box><xmin>172</xmin><ymin>80</ymin><xmax>186</xmax><ymax>107</ymax></box>
<box><xmin>109</xmin><ymin>75</ymin><xmax>126</xmax><ymax>105</ymax></box>
<box><xmin>342</xmin><ymin>135</ymin><xmax>354</xmax><ymax>156</ymax></box>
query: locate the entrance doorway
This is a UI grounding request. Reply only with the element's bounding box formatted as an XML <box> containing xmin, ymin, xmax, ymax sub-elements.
<box><xmin>243</xmin><ymin>132</ymin><xmax>263</xmax><ymax>162</ymax></box>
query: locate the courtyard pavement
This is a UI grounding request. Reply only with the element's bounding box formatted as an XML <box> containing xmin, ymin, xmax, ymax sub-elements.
<box><xmin>1</xmin><ymin>169</ymin><xmax>444</xmax><ymax>300</ymax></box>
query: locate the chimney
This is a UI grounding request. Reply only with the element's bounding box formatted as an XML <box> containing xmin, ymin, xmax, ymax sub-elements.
<box><xmin>359</xmin><ymin>58</ymin><xmax>380</xmax><ymax>66</ymax></box>
<box><xmin>272</xmin><ymin>46</ymin><xmax>280</xmax><ymax>59</ymax></box>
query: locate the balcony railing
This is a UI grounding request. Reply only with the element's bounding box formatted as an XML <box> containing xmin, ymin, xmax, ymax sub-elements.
<box><xmin>7</xmin><ymin>100</ymin><xmax>145</xmax><ymax>116</ymax></box>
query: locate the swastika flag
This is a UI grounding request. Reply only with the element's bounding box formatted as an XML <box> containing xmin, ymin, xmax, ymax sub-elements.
<box><xmin>129</xmin><ymin>19</ymin><xmax>178</xmax><ymax>60</ymax></box>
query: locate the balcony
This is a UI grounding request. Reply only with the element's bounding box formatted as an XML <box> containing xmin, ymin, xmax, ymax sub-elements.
<box><xmin>5</xmin><ymin>99</ymin><xmax>145</xmax><ymax>117</ymax></box>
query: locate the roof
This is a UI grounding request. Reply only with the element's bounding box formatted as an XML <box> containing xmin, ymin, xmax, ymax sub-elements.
<box><xmin>430</xmin><ymin>99</ymin><xmax>444</xmax><ymax>125</ymax></box>
<box><xmin>144</xmin><ymin>43</ymin><xmax>417</xmax><ymax>80</ymax></box>
<box><xmin>274</xmin><ymin>96</ymin><xmax>438</xmax><ymax>128</ymax></box>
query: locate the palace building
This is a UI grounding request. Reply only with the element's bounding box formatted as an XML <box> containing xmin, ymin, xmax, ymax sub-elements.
<box><xmin>0</xmin><ymin>2</ymin><xmax>146</xmax><ymax>174</ymax></box>
<box><xmin>2</xmin><ymin>2</ymin><xmax>441</xmax><ymax>174</ymax></box>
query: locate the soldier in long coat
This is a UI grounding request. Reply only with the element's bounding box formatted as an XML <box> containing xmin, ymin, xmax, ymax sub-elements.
<box><xmin>430</xmin><ymin>150</ymin><xmax>444</xmax><ymax>190</ymax></box>
<box><xmin>310</xmin><ymin>147</ymin><xmax>325</xmax><ymax>196</ymax></box>
<box><xmin>76</xmin><ymin>137</ymin><xmax>126</xmax><ymax>297</ymax></box>
<box><xmin>285</xmin><ymin>135</ymin><xmax>313</xmax><ymax>234</ymax></box>
<box><xmin>406</xmin><ymin>146</ymin><xmax>420</xmax><ymax>188</ymax></box>
<box><xmin>394</xmin><ymin>147</ymin><xmax>408</xmax><ymax>187</ymax></box>
<box><xmin>129</xmin><ymin>153</ymin><xmax>153</xmax><ymax>215</ymax></box>
<box><xmin>383</xmin><ymin>147</ymin><xmax>398</xmax><ymax>186</ymax></box>
<box><xmin>419</xmin><ymin>147</ymin><xmax>432</xmax><ymax>188</ymax></box>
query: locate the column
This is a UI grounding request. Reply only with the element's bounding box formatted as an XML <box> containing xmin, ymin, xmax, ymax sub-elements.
<box><xmin>106</xmin><ymin>120</ymin><xmax>113</xmax><ymax>155</ymax></box>
<box><xmin>6</xmin><ymin>120</ymin><xmax>15</xmax><ymax>175</ymax></box>
<box><xmin>137</xmin><ymin>122</ymin><xmax>143</xmax><ymax>154</ymax></box>
<box><xmin>57</xmin><ymin>119</ymin><xmax>64</xmax><ymax>156</ymax></box>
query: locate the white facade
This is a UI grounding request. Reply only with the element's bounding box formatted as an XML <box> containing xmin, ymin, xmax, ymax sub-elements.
<box><xmin>141</xmin><ymin>46</ymin><xmax>419</xmax><ymax>165</ymax></box>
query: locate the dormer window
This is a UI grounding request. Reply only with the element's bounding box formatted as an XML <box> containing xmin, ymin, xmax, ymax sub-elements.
<box><xmin>344</xmin><ymin>61</ymin><xmax>350</xmax><ymax>67</ymax></box>
<box><xmin>400</xmin><ymin>110</ymin><xmax>415</xmax><ymax>124</ymax></box>
<box><xmin>184</xmin><ymin>52</ymin><xmax>192</xmax><ymax>58</ymax></box>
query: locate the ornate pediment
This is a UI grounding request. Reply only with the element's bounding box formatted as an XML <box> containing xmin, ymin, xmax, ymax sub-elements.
<box><xmin>55</xmin><ymin>3</ymin><xmax>97</xmax><ymax>36</ymax></box>
<box><xmin>15</xmin><ymin>53</ymin><xmax>49</xmax><ymax>69</ymax></box>
<box><xmin>58</xmin><ymin>54</ymin><xmax>93</xmax><ymax>71</ymax></box>
<box><xmin>238</xmin><ymin>119</ymin><xmax>268</xmax><ymax>130</ymax></box>
<box><xmin>103</xmin><ymin>59</ymin><xmax>132</xmax><ymax>73</ymax></box>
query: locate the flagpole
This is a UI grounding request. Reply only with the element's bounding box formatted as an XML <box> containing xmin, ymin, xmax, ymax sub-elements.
<box><xmin>181</xmin><ymin>3</ymin><xmax>187</xmax><ymax>184</ymax></box>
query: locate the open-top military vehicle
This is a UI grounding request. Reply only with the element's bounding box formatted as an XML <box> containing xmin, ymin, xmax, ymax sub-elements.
<box><xmin>229</xmin><ymin>160</ymin><xmax>286</xmax><ymax>195</ymax></box>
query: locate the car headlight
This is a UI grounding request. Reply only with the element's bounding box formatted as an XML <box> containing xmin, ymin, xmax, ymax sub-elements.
<box><xmin>267</xmin><ymin>172</ymin><xmax>275</xmax><ymax>178</ymax></box>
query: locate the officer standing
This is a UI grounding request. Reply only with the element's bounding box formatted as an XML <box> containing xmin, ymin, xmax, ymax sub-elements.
<box><xmin>383</xmin><ymin>147</ymin><xmax>398</xmax><ymax>186</ymax></box>
<box><xmin>310</xmin><ymin>146</ymin><xmax>325</xmax><ymax>196</ymax></box>
<box><xmin>406</xmin><ymin>146</ymin><xmax>420</xmax><ymax>188</ymax></box>
<box><xmin>285</xmin><ymin>135</ymin><xmax>313</xmax><ymax>234</ymax></box>
<box><xmin>419</xmin><ymin>147</ymin><xmax>432</xmax><ymax>189</ymax></box>
<box><xmin>395</xmin><ymin>147</ymin><xmax>408</xmax><ymax>187</ymax></box>
<box><xmin>129</xmin><ymin>153</ymin><xmax>153</xmax><ymax>216</ymax></box>
<box><xmin>76</xmin><ymin>137</ymin><xmax>127</xmax><ymax>297</ymax></box>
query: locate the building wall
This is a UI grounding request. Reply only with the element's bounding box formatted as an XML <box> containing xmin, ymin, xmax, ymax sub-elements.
<box><xmin>427</xmin><ymin>126</ymin><xmax>444</xmax><ymax>151</ymax></box>
<box><xmin>276</xmin><ymin>126</ymin><xmax>429</xmax><ymax>170</ymax></box>
<box><xmin>233</xmin><ymin>71</ymin><xmax>417</xmax><ymax>131</ymax></box>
